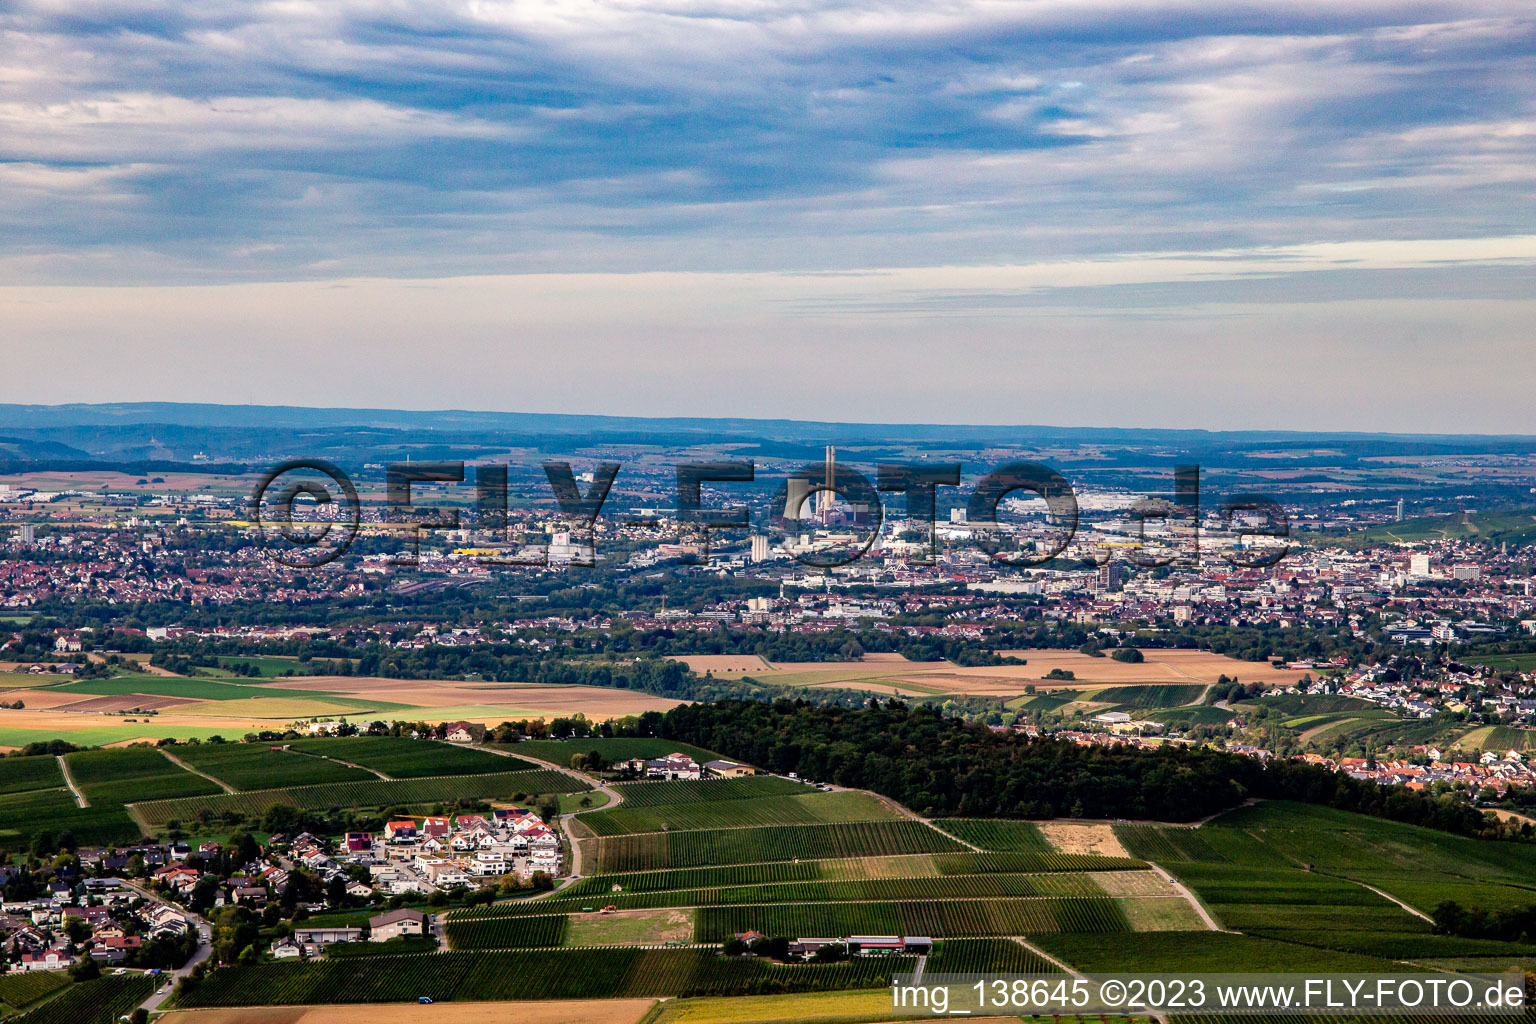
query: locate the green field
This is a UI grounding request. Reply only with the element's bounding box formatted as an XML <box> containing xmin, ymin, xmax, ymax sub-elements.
<box><xmin>0</xmin><ymin>968</ymin><xmax>69</xmax><ymax>1009</ymax></box>
<box><xmin>455</xmin><ymin>870</ymin><xmax>1108</xmax><ymax>921</ymax></box>
<box><xmin>1143</xmin><ymin>706</ymin><xmax>1237</xmax><ymax>727</ymax></box>
<box><xmin>607</xmin><ymin>776</ymin><xmax>809</xmax><ymax>808</ymax></box>
<box><xmin>173</xmin><ymin>742</ymin><xmax>374</xmax><ymax>789</ymax></box>
<box><xmin>589</xmin><ymin>820</ymin><xmax>968</xmax><ymax>872</ymax></box>
<box><xmin>580</xmin><ymin>791</ymin><xmax>900</xmax><ymax>836</ymax></box>
<box><xmin>693</xmin><ymin>896</ymin><xmax>1127</xmax><ymax>940</ymax></box>
<box><xmin>65</xmin><ymin>746</ymin><xmax>223</xmax><ymax>804</ymax></box>
<box><xmin>1116</xmin><ymin>802</ymin><xmax>1536</xmax><ymax>962</ymax></box>
<box><xmin>931</xmin><ymin>819</ymin><xmax>1052</xmax><ymax>851</ymax></box>
<box><xmin>0</xmin><ymin>754</ymin><xmax>65</xmax><ymax>796</ymax></box>
<box><xmin>1036</xmin><ymin>931</ymin><xmax>1398</xmax><ymax>972</ymax></box>
<box><xmin>173</xmin><ymin>947</ymin><xmax>915</xmax><ymax>1005</ymax></box>
<box><xmin>44</xmin><ymin>676</ymin><xmax>341</xmax><ymax>702</ymax></box>
<box><xmin>926</xmin><ymin>938</ymin><xmax>1056</xmax><ymax>973</ymax></box>
<box><xmin>290</xmin><ymin>737</ymin><xmax>533</xmax><ymax>777</ymax></box>
<box><xmin>133</xmin><ymin>767</ymin><xmax>590</xmax><ymax>827</ymax></box>
<box><xmin>1093</xmin><ymin>684</ymin><xmax>1206</xmax><ymax>709</ymax></box>
<box><xmin>502</xmin><ymin>738</ymin><xmax>725</xmax><ymax>765</ymax></box>
<box><xmin>8</xmin><ymin>974</ymin><xmax>157</xmax><ymax>1024</ymax></box>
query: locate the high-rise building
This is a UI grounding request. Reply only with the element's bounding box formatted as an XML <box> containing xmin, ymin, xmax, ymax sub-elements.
<box><xmin>750</xmin><ymin>535</ymin><xmax>770</xmax><ymax>562</ymax></box>
<box><xmin>1395</xmin><ymin>497</ymin><xmax>1405</xmax><ymax>522</ymax></box>
<box><xmin>1409</xmin><ymin>553</ymin><xmax>1432</xmax><ymax>578</ymax></box>
<box><xmin>17</xmin><ymin>524</ymin><xmax>33</xmax><ymax>544</ymax></box>
<box><xmin>1097</xmin><ymin>560</ymin><xmax>1123</xmax><ymax>592</ymax></box>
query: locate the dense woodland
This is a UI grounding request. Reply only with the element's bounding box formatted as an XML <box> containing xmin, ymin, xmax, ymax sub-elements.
<box><xmin>657</xmin><ymin>699</ymin><xmax>1494</xmax><ymax>834</ymax></box>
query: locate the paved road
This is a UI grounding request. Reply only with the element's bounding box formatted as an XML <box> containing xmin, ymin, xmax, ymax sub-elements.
<box><xmin>459</xmin><ymin>743</ymin><xmax>624</xmax><ymax>882</ymax></box>
<box><xmin>119</xmin><ymin>879</ymin><xmax>214</xmax><ymax>1014</ymax></box>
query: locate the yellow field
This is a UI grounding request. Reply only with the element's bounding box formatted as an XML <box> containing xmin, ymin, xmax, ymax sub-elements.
<box><xmin>755</xmin><ymin>648</ymin><xmax>1304</xmax><ymax>698</ymax></box>
<box><xmin>160</xmin><ymin>999</ymin><xmax>657</xmax><ymax>1024</ymax></box>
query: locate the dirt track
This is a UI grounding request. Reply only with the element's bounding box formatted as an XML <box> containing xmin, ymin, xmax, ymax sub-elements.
<box><xmin>159</xmin><ymin>999</ymin><xmax>657</xmax><ymax>1024</ymax></box>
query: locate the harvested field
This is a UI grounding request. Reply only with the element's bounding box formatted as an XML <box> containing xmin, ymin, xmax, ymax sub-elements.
<box><xmin>56</xmin><ymin>693</ymin><xmax>199</xmax><ymax>713</ymax></box>
<box><xmin>157</xmin><ymin>999</ymin><xmax>657</xmax><ymax>1024</ymax></box>
<box><xmin>1037</xmin><ymin>822</ymin><xmax>1130</xmax><ymax>858</ymax></box>
<box><xmin>996</xmin><ymin>649</ymin><xmax>1307</xmax><ymax>685</ymax></box>
<box><xmin>669</xmin><ymin>655</ymin><xmax>770</xmax><ymax>674</ymax></box>
<box><xmin>274</xmin><ymin>678</ymin><xmax>685</xmax><ymax>717</ymax></box>
<box><xmin>762</xmin><ymin>649</ymin><xmax>1301</xmax><ymax>699</ymax></box>
<box><xmin>0</xmin><ymin>688</ymin><xmax>112</xmax><ymax>710</ymax></box>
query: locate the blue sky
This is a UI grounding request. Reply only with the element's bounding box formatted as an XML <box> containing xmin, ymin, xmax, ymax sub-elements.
<box><xmin>1</xmin><ymin>1</ymin><xmax>1534</xmax><ymax>428</ymax></box>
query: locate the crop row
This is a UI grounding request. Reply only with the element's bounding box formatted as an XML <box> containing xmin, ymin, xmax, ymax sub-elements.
<box><xmin>445</xmin><ymin>914</ymin><xmax>570</xmax><ymax>948</ymax></box>
<box><xmin>606</xmin><ymin>775</ymin><xmax>809</xmax><ymax>808</ymax></box>
<box><xmin>561</xmin><ymin>851</ymin><xmax>1146</xmax><ymax>900</ymax></box>
<box><xmin>926</xmin><ymin>938</ymin><xmax>1058</xmax><ymax>974</ymax></box>
<box><xmin>290</xmin><ymin>738</ymin><xmax>531</xmax><ymax>778</ymax></box>
<box><xmin>11</xmin><ymin>976</ymin><xmax>157</xmax><ymax>1024</ymax></box>
<box><xmin>457</xmin><ymin>871</ymin><xmax>1109</xmax><ymax>920</ymax></box>
<box><xmin>580</xmin><ymin>791</ymin><xmax>899</xmax><ymax>836</ymax></box>
<box><xmin>0</xmin><ymin>755</ymin><xmax>65</xmax><ymax>797</ymax></box>
<box><xmin>591</xmin><ymin>820</ymin><xmax>967</xmax><ymax>872</ymax></box>
<box><xmin>0</xmin><ymin>788</ymin><xmax>139</xmax><ymax>852</ymax></box>
<box><xmin>0</xmin><ymin>970</ymin><xmax>69</xmax><ymax>1009</ymax></box>
<box><xmin>174</xmin><ymin>743</ymin><xmax>372</xmax><ymax>790</ymax></box>
<box><xmin>133</xmin><ymin>768</ymin><xmax>587</xmax><ymax>826</ymax></box>
<box><xmin>931</xmin><ymin>819</ymin><xmax>1051</xmax><ymax>852</ymax></box>
<box><xmin>933</xmin><ymin>851</ymin><xmax>1147</xmax><ymax>874</ymax></box>
<box><xmin>66</xmin><ymin>747</ymin><xmax>223</xmax><ymax>805</ymax></box>
<box><xmin>694</xmin><ymin>896</ymin><xmax>1129</xmax><ymax>940</ymax></box>
<box><xmin>175</xmin><ymin>948</ymin><xmax>915</xmax><ymax>1005</ymax></box>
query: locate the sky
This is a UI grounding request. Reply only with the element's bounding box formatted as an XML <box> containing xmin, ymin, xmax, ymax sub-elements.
<box><xmin>1</xmin><ymin>0</ymin><xmax>1534</xmax><ymax>430</ymax></box>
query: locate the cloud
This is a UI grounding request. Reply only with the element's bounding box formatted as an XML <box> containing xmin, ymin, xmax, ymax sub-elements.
<box><xmin>0</xmin><ymin>1</ymin><xmax>1532</xmax><ymax>427</ymax></box>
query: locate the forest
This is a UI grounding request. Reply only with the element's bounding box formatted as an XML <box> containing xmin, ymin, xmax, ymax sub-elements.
<box><xmin>657</xmin><ymin>699</ymin><xmax>1492</xmax><ymax>833</ymax></box>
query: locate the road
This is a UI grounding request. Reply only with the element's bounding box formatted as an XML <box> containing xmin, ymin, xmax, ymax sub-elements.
<box><xmin>118</xmin><ymin>879</ymin><xmax>214</xmax><ymax>1014</ymax></box>
<box><xmin>458</xmin><ymin>743</ymin><xmax>624</xmax><ymax>882</ymax></box>
<box><xmin>159</xmin><ymin>748</ymin><xmax>235</xmax><ymax>794</ymax></box>
<box><xmin>1146</xmin><ymin>862</ymin><xmax>1225</xmax><ymax>931</ymax></box>
<box><xmin>58</xmin><ymin>755</ymin><xmax>87</xmax><ymax>808</ymax></box>
<box><xmin>443</xmin><ymin>743</ymin><xmax>626</xmax><ymax>895</ymax></box>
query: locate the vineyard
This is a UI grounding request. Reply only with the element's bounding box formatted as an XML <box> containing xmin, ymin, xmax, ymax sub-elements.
<box><xmin>932</xmin><ymin>819</ymin><xmax>1051</xmax><ymax>851</ymax></box>
<box><xmin>579</xmin><ymin>791</ymin><xmax>900</xmax><ymax>836</ymax></box>
<box><xmin>926</xmin><ymin>938</ymin><xmax>1057</xmax><ymax>974</ymax></box>
<box><xmin>0</xmin><ymin>970</ymin><xmax>69</xmax><ymax>1010</ymax></box>
<box><xmin>1118</xmin><ymin>802</ymin><xmax>1536</xmax><ymax>962</ymax></box>
<box><xmin>1092</xmin><ymin>684</ymin><xmax>1205</xmax><ymax>709</ymax></box>
<box><xmin>290</xmin><ymin>737</ymin><xmax>532</xmax><ymax>777</ymax></box>
<box><xmin>455</xmin><ymin>870</ymin><xmax>1109</xmax><ymax>919</ymax></box>
<box><xmin>174</xmin><ymin>948</ymin><xmax>916</xmax><ymax>1005</ymax></box>
<box><xmin>174</xmin><ymin>742</ymin><xmax>373</xmax><ymax>789</ymax></box>
<box><xmin>1035</xmin><ymin>931</ymin><xmax>1399</xmax><ymax>973</ymax></box>
<box><xmin>0</xmin><ymin>786</ymin><xmax>137</xmax><ymax>851</ymax></box>
<box><xmin>65</xmin><ymin>747</ymin><xmax>223</xmax><ymax>804</ymax></box>
<box><xmin>0</xmin><ymin>755</ymin><xmax>64</xmax><ymax>796</ymax></box>
<box><xmin>446</xmin><ymin>913</ymin><xmax>571</xmax><ymax>949</ymax></box>
<box><xmin>932</xmin><ymin>851</ymin><xmax>1147</xmax><ymax>873</ymax></box>
<box><xmin>605</xmin><ymin>776</ymin><xmax>808</xmax><ymax>808</ymax></box>
<box><xmin>693</xmin><ymin>896</ymin><xmax>1128</xmax><ymax>940</ymax></box>
<box><xmin>10</xmin><ymin>975</ymin><xmax>157</xmax><ymax>1024</ymax></box>
<box><xmin>132</xmin><ymin>768</ymin><xmax>589</xmax><ymax>826</ymax></box>
<box><xmin>590</xmin><ymin>820</ymin><xmax>967</xmax><ymax>872</ymax></box>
